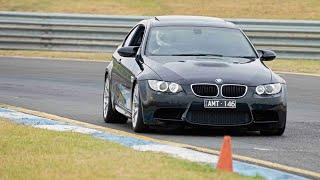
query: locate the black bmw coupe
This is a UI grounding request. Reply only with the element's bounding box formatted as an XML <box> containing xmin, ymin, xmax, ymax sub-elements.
<box><xmin>103</xmin><ymin>16</ymin><xmax>287</xmax><ymax>135</ymax></box>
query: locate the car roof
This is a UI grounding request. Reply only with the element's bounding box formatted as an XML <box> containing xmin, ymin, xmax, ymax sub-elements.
<box><xmin>146</xmin><ymin>15</ymin><xmax>238</xmax><ymax>29</ymax></box>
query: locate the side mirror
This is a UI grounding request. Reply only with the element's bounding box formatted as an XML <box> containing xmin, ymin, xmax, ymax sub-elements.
<box><xmin>257</xmin><ymin>50</ymin><xmax>276</xmax><ymax>61</ymax></box>
<box><xmin>117</xmin><ymin>46</ymin><xmax>139</xmax><ymax>57</ymax></box>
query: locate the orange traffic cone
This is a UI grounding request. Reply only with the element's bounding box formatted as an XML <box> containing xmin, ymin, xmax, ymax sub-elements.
<box><xmin>216</xmin><ymin>136</ymin><xmax>233</xmax><ymax>172</ymax></box>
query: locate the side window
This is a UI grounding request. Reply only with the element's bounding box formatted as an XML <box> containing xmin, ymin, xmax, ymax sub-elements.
<box><xmin>123</xmin><ymin>25</ymin><xmax>145</xmax><ymax>47</ymax></box>
<box><xmin>123</xmin><ymin>26</ymin><xmax>139</xmax><ymax>47</ymax></box>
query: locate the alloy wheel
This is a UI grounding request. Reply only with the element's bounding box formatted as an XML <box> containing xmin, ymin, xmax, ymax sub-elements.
<box><xmin>132</xmin><ymin>85</ymin><xmax>139</xmax><ymax>128</ymax></box>
<box><xmin>103</xmin><ymin>79</ymin><xmax>110</xmax><ymax>119</ymax></box>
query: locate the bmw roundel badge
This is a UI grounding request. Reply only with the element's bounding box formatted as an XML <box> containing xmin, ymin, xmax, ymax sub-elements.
<box><xmin>215</xmin><ymin>78</ymin><xmax>223</xmax><ymax>84</ymax></box>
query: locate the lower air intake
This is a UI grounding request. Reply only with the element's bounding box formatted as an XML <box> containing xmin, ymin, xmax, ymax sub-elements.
<box><xmin>186</xmin><ymin>110</ymin><xmax>251</xmax><ymax>126</ymax></box>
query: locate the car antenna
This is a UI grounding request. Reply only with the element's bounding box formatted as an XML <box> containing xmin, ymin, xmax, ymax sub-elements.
<box><xmin>154</xmin><ymin>16</ymin><xmax>159</xmax><ymax>21</ymax></box>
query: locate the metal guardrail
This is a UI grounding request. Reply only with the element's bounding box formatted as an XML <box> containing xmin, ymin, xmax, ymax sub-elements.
<box><xmin>0</xmin><ymin>11</ymin><xmax>319</xmax><ymax>59</ymax></box>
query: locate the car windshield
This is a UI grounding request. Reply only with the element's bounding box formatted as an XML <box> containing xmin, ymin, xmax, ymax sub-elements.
<box><xmin>145</xmin><ymin>26</ymin><xmax>257</xmax><ymax>58</ymax></box>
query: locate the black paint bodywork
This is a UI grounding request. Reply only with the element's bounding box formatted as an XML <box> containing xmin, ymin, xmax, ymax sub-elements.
<box><xmin>105</xmin><ymin>16</ymin><xmax>287</xmax><ymax>131</ymax></box>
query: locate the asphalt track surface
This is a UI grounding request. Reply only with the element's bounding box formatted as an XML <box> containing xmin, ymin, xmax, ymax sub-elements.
<box><xmin>0</xmin><ymin>57</ymin><xmax>319</xmax><ymax>173</ymax></box>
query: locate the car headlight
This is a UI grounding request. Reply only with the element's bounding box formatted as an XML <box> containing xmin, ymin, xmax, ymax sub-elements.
<box><xmin>148</xmin><ymin>80</ymin><xmax>182</xmax><ymax>93</ymax></box>
<box><xmin>256</xmin><ymin>83</ymin><xmax>282</xmax><ymax>95</ymax></box>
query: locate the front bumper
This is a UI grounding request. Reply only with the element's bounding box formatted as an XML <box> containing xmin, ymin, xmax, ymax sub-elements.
<box><xmin>138</xmin><ymin>80</ymin><xmax>287</xmax><ymax>130</ymax></box>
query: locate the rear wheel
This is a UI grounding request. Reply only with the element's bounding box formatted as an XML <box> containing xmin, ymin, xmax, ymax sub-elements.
<box><xmin>103</xmin><ymin>76</ymin><xmax>127</xmax><ymax>123</ymax></box>
<box><xmin>131</xmin><ymin>84</ymin><xmax>148</xmax><ymax>132</ymax></box>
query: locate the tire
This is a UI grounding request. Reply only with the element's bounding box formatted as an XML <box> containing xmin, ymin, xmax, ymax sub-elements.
<box><xmin>260</xmin><ymin>126</ymin><xmax>285</xmax><ymax>136</ymax></box>
<box><xmin>131</xmin><ymin>84</ymin><xmax>148</xmax><ymax>132</ymax></box>
<box><xmin>103</xmin><ymin>76</ymin><xmax>127</xmax><ymax>123</ymax></box>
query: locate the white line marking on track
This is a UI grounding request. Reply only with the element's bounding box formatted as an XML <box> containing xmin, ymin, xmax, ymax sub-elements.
<box><xmin>253</xmin><ymin>147</ymin><xmax>273</xmax><ymax>151</ymax></box>
<box><xmin>34</xmin><ymin>124</ymin><xmax>100</xmax><ymax>134</ymax></box>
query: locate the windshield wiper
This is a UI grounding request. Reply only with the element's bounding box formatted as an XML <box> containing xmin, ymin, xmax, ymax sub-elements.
<box><xmin>170</xmin><ymin>53</ymin><xmax>223</xmax><ymax>57</ymax></box>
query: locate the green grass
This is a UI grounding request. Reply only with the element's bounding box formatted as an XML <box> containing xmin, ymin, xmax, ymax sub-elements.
<box><xmin>0</xmin><ymin>118</ymin><xmax>257</xmax><ymax>180</ymax></box>
<box><xmin>0</xmin><ymin>0</ymin><xmax>319</xmax><ymax>19</ymax></box>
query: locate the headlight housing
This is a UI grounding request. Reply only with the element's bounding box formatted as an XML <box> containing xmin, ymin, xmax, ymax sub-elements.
<box><xmin>148</xmin><ymin>80</ymin><xmax>183</xmax><ymax>93</ymax></box>
<box><xmin>256</xmin><ymin>83</ymin><xmax>282</xmax><ymax>95</ymax></box>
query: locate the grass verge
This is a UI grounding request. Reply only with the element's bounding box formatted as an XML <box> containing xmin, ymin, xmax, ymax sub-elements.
<box><xmin>1</xmin><ymin>50</ymin><xmax>320</xmax><ymax>76</ymax></box>
<box><xmin>0</xmin><ymin>0</ymin><xmax>319</xmax><ymax>20</ymax></box>
<box><xmin>0</xmin><ymin>118</ymin><xmax>256</xmax><ymax>180</ymax></box>
<box><xmin>0</xmin><ymin>50</ymin><xmax>111</xmax><ymax>61</ymax></box>
<box><xmin>265</xmin><ymin>59</ymin><xmax>320</xmax><ymax>75</ymax></box>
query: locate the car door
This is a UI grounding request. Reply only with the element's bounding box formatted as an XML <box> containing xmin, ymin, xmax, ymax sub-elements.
<box><xmin>111</xmin><ymin>25</ymin><xmax>145</xmax><ymax>115</ymax></box>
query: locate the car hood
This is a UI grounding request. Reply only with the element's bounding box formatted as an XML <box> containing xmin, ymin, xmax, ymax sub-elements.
<box><xmin>143</xmin><ymin>56</ymin><xmax>272</xmax><ymax>86</ymax></box>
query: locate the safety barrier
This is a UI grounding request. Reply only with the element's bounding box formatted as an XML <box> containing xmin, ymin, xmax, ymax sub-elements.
<box><xmin>0</xmin><ymin>11</ymin><xmax>319</xmax><ymax>59</ymax></box>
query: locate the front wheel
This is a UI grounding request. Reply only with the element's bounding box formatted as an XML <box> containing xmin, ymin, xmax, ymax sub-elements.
<box><xmin>131</xmin><ymin>84</ymin><xmax>148</xmax><ymax>132</ymax></box>
<box><xmin>103</xmin><ymin>76</ymin><xmax>127</xmax><ymax>123</ymax></box>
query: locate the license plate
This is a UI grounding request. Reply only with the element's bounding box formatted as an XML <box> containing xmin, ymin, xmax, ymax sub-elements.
<box><xmin>204</xmin><ymin>99</ymin><xmax>236</xmax><ymax>108</ymax></box>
